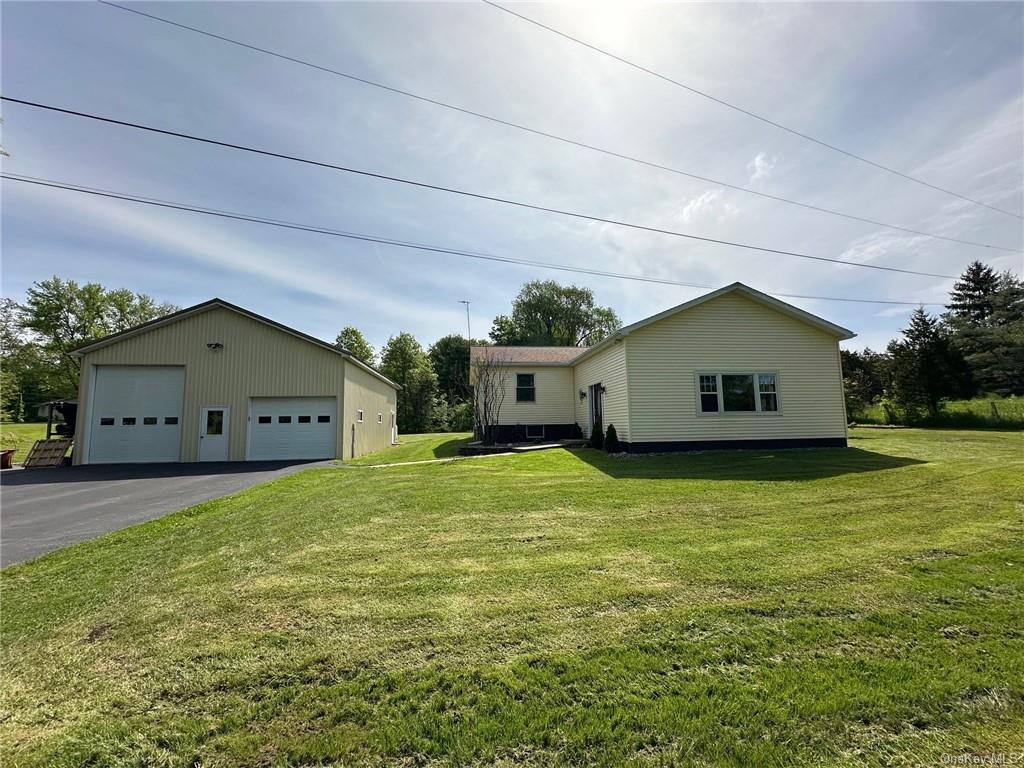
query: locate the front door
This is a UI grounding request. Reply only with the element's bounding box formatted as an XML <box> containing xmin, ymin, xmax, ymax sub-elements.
<box><xmin>589</xmin><ymin>383</ymin><xmax>603</xmax><ymax>435</ymax></box>
<box><xmin>199</xmin><ymin>406</ymin><xmax>229</xmax><ymax>461</ymax></box>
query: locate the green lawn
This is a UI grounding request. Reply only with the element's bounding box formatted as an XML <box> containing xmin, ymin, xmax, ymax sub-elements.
<box><xmin>2</xmin><ymin>429</ymin><xmax>1022</xmax><ymax>766</ymax></box>
<box><xmin>345</xmin><ymin>431</ymin><xmax>472</xmax><ymax>465</ymax></box>
<box><xmin>0</xmin><ymin>422</ymin><xmax>47</xmax><ymax>464</ymax></box>
<box><xmin>852</xmin><ymin>395</ymin><xmax>1024</xmax><ymax>429</ymax></box>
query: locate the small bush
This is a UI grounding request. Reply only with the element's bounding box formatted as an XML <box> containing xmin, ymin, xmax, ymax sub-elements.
<box><xmin>604</xmin><ymin>424</ymin><xmax>620</xmax><ymax>452</ymax></box>
<box><xmin>589</xmin><ymin>422</ymin><xmax>604</xmax><ymax>450</ymax></box>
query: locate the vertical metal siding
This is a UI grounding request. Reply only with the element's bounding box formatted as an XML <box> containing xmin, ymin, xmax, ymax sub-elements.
<box><xmin>75</xmin><ymin>308</ymin><xmax>351</xmax><ymax>462</ymax></box>
<box><xmin>626</xmin><ymin>294</ymin><xmax>847</xmax><ymax>442</ymax></box>
<box><xmin>343</xmin><ymin>362</ymin><xmax>399</xmax><ymax>459</ymax></box>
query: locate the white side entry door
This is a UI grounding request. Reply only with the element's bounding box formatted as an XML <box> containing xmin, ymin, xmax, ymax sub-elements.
<box><xmin>199</xmin><ymin>406</ymin><xmax>230</xmax><ymax>461</ymax></box>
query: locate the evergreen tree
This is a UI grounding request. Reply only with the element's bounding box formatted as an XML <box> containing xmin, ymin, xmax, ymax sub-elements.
<box><xmin>886</xmin><ymin>308</ymin><xmax>964</xmax><ymax>420</ymax></box>
<box><xmin>946</xmin><ymin>261</ymin><xmax>1000</xmax><ymax>325</ymax></box>
<box><xmin>950</xmin><ymin>271</ymin><xmax>1024</xmax><ymax>396</ymax></box>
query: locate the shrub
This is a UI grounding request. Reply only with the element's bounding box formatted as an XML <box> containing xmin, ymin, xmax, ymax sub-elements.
<box><xmin>589</xmin><ymin>421</ymin><xmax>604</xmax><ymax>450</ymax></box>
<box><xmin>604</xmin><ymin>424</ymin><xmax>620</xmax><ymax>452</ymax></box>
<box><xmin>570</xmin><ymin>423</ymin><xmax>583</xmax><ymax>439</ymax></box>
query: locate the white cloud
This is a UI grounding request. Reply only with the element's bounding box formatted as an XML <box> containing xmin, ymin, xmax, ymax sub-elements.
<box><xmin>747</xmin><ymin>152</ymin><xmax>777</xmax><ymax>186</ymax></box>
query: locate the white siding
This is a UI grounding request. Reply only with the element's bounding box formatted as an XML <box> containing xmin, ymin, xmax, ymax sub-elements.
<box><xmin>626</xmin><ymin>293</ymin><xmax>846</xmax><ymax>443</ymax></box>
<box><xmin>494</xmin><ymin>366</ymin><xmax>575</xmax><ymax>425</ymax></box>
<box><xmin>573</xmin><ymin>342</ymin><xmax>629</xmax><ymax>440</ymax></box>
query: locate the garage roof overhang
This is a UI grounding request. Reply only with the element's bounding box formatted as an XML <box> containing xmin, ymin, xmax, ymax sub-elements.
<box><xmin>71</xmin><ymin>298</ymin><xmax>401</xmax><ymax>391</ymax></box>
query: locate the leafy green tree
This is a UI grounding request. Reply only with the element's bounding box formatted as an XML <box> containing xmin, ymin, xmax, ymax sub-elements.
<box><xmin>488</xmin><ymin>315</ymin><xmax>525</xmax><ymax>346</ymax></box>
<box><xmin>335</xmin><ymin>326</ymin><xmax>376</xmax><ymax>365</ymax></box>
<box><xmin>885</xmin><ymin>308</ymin><xmax>965</xmax><ymax>420</ymax></box>
<box><xmin>489</xmin><ymin>281</ymin><xmax>620</xmax><ymax>347</ymax></box>
<box><xmin>429</xmin><ymin>335</ymin><xmax>485</xmax><ymax>405</ymax></box>
<box><xmin>380</xmin><ymin>332</ymin><xmax>438</xmax><ymax>433</ymax></box>
<box><xmin>19</xmin><ymin>277</ymin><xmax>177</xmax><ymax>394</ymax></box>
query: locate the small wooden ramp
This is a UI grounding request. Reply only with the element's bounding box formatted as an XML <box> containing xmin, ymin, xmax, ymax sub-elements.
<box><xmin>22</xmin><ymin>439</ymin><xmax>73</xmax><ymax>468</ymax></box>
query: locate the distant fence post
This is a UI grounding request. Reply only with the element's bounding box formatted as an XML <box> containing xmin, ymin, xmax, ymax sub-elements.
<box><xmin>991</xmin><ymin>401</ymin><xmax>1000</xmax><ymax>421</ymax></box>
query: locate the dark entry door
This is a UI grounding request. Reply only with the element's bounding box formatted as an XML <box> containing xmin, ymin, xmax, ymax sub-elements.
<box><xmin>589</xmin><ymin>383</ymin><xmax>603</xmax><ymax>434</ymax></box>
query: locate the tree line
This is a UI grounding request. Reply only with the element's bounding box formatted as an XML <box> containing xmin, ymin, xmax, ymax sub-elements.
<box><xmin>340</xmin><ymin>280</ymin><xmax>620</xmax><ymax>433</ymax></box>
<box><xmin>1</xmin><ymin>277</ymin><xmax>619</xmax><ymax>435</ymax></box>
<box><xmin>5</xmin><ymin>266</ymin><xmax>1018</xmax><ymax>432</ymax></box>
<box><xmin>842</xmin><ymin>261</ymin><xmax>1024</xmax><ymax>423</ymax></box>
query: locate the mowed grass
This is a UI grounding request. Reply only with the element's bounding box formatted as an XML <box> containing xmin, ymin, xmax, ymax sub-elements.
<box><xmin>0</xmin><ymin>422</ymin><xmax>47</xmax><ymax>463</ymax></box>
<box><xmin>346</xmin><ymin>431</ymin><xmax>472</xmax><ymax>465</ymax></box>
<box><xmin>2</xmin><ymin>430</ymin><xmax>1023</xmax><ymax>766</ymax></box>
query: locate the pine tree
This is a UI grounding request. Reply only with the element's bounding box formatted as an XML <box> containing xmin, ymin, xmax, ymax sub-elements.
<box><xmin>886</xmin><ymin>308</ymin><xmax>965</xmax><ymax>420</ymax></box>
<box><xmin>946</xmin><ymin>261</ymin><xmax>1000</xmax><ymax>325</ymax></box>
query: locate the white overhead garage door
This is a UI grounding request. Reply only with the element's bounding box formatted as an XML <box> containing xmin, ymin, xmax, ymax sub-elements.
<box><xmin>248</xmin><ymin>397</ymin><xmax>337</xmax><ymax>460</ymax></box>
<box><xmin>88</xmin><ymin>366</ymin><xmax>185</xmax><ymax>464</ymax></box>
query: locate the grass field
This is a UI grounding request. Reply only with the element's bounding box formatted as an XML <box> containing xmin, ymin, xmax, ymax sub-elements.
<box><xmin>852</xmin><ymin>396</ymin><xmax>1024</xmax><ymax>429</ymax></box>
<box><xmin>2</xmin><ymin>429</ymin><xmax>1022</xmax><ymax>766</ymax></box>
<box><xmin>0</xmin><ymin>422</ymin><xmax>47</xmax><ymax>463</ymax></box>
<box><xmin>345</xmin><ymin>431</ymin><xmax>472</xmax><ymax>465</ymax></box>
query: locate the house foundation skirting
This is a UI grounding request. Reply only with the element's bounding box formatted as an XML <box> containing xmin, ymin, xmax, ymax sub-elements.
<box><xmin>491</xmin><ymin>424</ymin><xmax>581</xmax><ymax>443</ymax></box>
<box><xmin>619</xmin><ymin>437</ymin><xmax>847</xmax><ymax>453</ymax></box>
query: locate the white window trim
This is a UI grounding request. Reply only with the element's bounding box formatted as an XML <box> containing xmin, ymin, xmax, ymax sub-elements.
<box><xmin>694</xmin><ymin>371</ymin><xmax>782</xmax><ymax>416</ymax></box>
<box><xmin>515</xmin><ymin>372</ymin><xmax>537</xmax><ymax>404</ymax></box>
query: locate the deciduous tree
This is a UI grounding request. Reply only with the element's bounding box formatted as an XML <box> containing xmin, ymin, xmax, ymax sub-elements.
<box><xmin>335</xmin><ymin>326</ymin><xmax>375</xmax><ymax>365</ymax></box>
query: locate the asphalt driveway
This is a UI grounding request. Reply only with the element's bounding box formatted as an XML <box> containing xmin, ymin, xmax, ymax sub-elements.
<box><xmin>0</xmin><ymin>460</ymin><xmax>331</xmax><ymax>566</ymax></box>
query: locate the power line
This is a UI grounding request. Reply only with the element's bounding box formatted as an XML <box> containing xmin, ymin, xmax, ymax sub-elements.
<box><xmin>96</xmin><ymin>0</ymin><xmax>1021</xmax><ymax>254</ymax></box>
<box><xmin>484</xmin><ymin>0</ymin><xmax>1024</xmax><ymax>222</ymax></box>
<box><xmin>1</xmin><ymin>172</ymin><xmax>948</xmax><ymax>307</ymax></box>
<box><xmin>0</xmin><ymin>96</ymin><xmax>961</xmax><ymax>280</ymax></box>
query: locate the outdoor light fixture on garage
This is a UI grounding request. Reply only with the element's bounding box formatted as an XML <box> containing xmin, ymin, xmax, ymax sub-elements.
<box><xmin>206</xmin><ymin>342</ymin><xmax>224</xmax><ymax>352</ymax></box>
<box><xmin>579</xmin><ymin>389</ymin><xmax>587</xmax><ymax>400</ymax></box>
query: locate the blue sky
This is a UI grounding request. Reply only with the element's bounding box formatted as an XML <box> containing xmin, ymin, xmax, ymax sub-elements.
<box><xmin>2</xmin><ymin>1</ymin><xmax>1022</xmax><ymax>354</ymax></box>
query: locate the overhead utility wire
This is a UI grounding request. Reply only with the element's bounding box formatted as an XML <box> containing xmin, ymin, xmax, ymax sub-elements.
<box><xmin>0</xmin><ymin>96</ymin><xmax>960</xmax><ymax>280</ymax></box>
<box><xmin>96</xmin><ymin>0</ymin><xmax>1020</xmax><ymax>253</ymax></box>
<box><xmin>483</xmin><ymin>0</ymin><xmax>1024</xmax><ymax>221</ymax></box>
<box><xmin>1</xmin><ymin>173</ymin><xmax>946</xmax><ymax>306</ymax></box>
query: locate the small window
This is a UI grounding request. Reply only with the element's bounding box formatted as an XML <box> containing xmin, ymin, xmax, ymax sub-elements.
<box><xmin>206</xmin><ymin>410</ymin><xmax>224</xmax><ymax>435</ymax></box>
<box><xmin>164</xmin><ymin>417</ymin><xmax>179</xmax><ymax>425</ymax></box>
<box><xmin>258</xmin><ymin>416</ymin><xmax>272</xmax><ymax>424</ymax></box>
<box><xmin>100</xmin><ymin>417</ymin><xmax>114</xmax><ymax>426</ymax></box>
<box><xmin>143</xmin><ymin>417</ymin><xmax>158</xmax><ymax>425</ymax></box>
<box><xmin>526</xmin><ymin>424</ymin><xmax>545</xmax><ymax>439</ymax></box>
<box><xmin>357</xmin><ymin>410</ymin><xmax>364</xmax><ymax>423</ymax></box>
<box><xmin>298</xmin><ymin>415</ymin><xmax>311</xmax><ymax>424</ymax></box>
<box><xmin>278</xmin><ymin>415</ymin><xmax>292</xmax><ymax>424</ymax></box>
<box><xmin>377</xmin><ymin>413</ymin><xmax>383</xmax><ymax>423</ymax></box>
<box><xmin>699</xmin><ymin>374</ymin><xmax>719</xmax><ymax>413</ymax></box>
<box><xmin>758</xmin><ymin>374</ymin><xmax>778</xmax><ymax>412</ymax></box>
<box><xmin>122</xmin><ymin>417</ymin><xmax>136</xmax><ymax>426</ymax></box>
<box><xmin>317</xmin><ymin>415</ymin><xmax>331</xmax><ymax>423</ymax></box>
<box><xmin>516</xmin><ymin>373</ymin><xmax>535</xmax><ymax>402</ymax></box>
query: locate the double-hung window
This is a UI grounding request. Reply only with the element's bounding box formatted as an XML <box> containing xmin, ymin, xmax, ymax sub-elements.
<box><xmin>516</xmin><ymin>373</ymin><xmax>536</xmax><ymax>403</ymax></box>
<box><xmin>697</xmin><ymin>372</ymin><xmax>779</xmax><ymax>414</ymax></box>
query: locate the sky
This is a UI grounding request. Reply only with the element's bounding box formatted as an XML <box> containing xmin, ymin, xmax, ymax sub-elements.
<box><xmin>2</xmin><ymin>1</ymin><xmax>1022</xmax><ymax>354</ymax></box>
